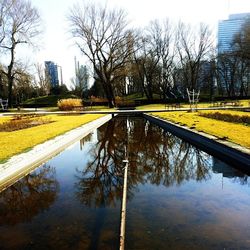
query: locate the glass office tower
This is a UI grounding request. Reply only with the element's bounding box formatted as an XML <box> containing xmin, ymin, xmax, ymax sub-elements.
<box><xmin>218</xmin><ymin>13</ymin><xmax>250</xmax><ymax>54</ymax></box>
<box><xmin>45</xmin><ymin>61</ymin><xmax>59</xmax><ymax>88</ymax></box>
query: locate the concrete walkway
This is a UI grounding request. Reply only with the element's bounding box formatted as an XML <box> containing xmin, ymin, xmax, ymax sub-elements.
<box><xmin>0</xmin><ymin>106</ymin><xmax>249</xmax><ymax>117</ymax></box>
<box><xmin>0</xmin><ymin>114</ymin><xmax>112</xmax><ymax>191</ymax></box>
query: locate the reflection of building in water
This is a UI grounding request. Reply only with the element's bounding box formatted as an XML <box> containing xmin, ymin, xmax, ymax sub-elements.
<box><xmin>212</xmin><ymin>158</ymin><xmax>245</xmax><ymax>178</ymax></box>
<box><xmin>79</xmin><ymin>133</ymin><xmax>93</xmax><ymax>150</ymax></box>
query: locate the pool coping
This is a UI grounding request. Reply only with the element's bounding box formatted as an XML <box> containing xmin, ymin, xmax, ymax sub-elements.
<box><xmin>0</xmin><ymin>114</ymin><xmax>113</xmax><ymax>191</ymax></box>
<box><xmin>143</xmin><ymin>113</ymin><xmax>250</xmax><ymax>171</ymax></box>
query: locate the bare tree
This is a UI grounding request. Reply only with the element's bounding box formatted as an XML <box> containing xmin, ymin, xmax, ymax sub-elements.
<box><xmin>0</xmin><ymin>0</ymin><xmax>12</xmax><ymax>45</ymax></box>
<box><xmin>0</xmin><ymin>0</ymin><xmax>42</xmax><ymax>107</ymax></box>
<box><xmin>134</xmin><ymin>36</ymin><xmax>159</xmax><ymax>100</ymax></box>
<box><xmin>217</xmin><ymin>52</ymin><xmax>240</xmax><ymax>97</ymax></box>
<box><xmin>133</xmin><ymin>30</ymin><xmax>161</xmax><ymax>101</ymax></box>
<box><xmin>34</xmin><ymin>63</ymin><xmax>50</xmax><ymax>96</ymax></box>
<box><xmin>13</xmin><ymin>66</ymin><xmax>34</xmax><ymax>104</ymax></box>
<box><xmin>176</xmin><ymin>22</ymin><xmax>214</xmax><ymax>92</ymax></box>
<box><xmin>68</xmin><ymin>2</ymin><xmax>134</xmax><ymax>107</ymax></box>
<box><xmin>148</xmin><ymin>19</ymin><xmax>177</xmax><ymax>99</ymax></box>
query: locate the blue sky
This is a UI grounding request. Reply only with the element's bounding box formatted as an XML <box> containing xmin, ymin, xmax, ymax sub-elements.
<box><xmin>25</xmin><ymin>0</ymin><xmax>250</xmax><ymax>87</ymax></box>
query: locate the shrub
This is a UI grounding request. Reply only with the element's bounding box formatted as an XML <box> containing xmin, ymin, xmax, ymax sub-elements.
<box><xmin>89</xmin><ymin>96</ymin><xmax>108</xmax><ymax>103</ymax></box>
<box><xmin>57</xmin><ymin>98</ymin><xmax>83</xmax><ymax>111</ymax></box>
<box><xmin>199</xmin><ymin>112</ymin><xmax>250</xmax><ymax>125</ymax></box>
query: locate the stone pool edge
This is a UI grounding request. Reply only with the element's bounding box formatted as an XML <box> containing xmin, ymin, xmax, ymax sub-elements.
<box><xmin>144</xmin><ymin>113</ymin><xmax>250</xmax><ymax>170</ymax></box>
<box><xmin>0</xmin><ymin>114</ymin><xmax>113</xmax><ymax>191</ymax></box>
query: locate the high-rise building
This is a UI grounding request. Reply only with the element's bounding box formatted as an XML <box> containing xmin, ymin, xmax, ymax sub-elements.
<box><xmin>74</xmin><ymin>57</ymin><xmax>89</xmax><ymax>91</ymax></box>
<box><xmin>217</xmin><ymin>13</ymin><xmax>250</xmax><ymax>96</ymax></box>
<box><xmin>45</xmin><ymin>61</ymin><xmax>59</xmax><ymax>88</ymax></box>
<box><xmin>218</xmin><ymin>13</ymin><xmax>250</xmax><ymax>54</ymax></box>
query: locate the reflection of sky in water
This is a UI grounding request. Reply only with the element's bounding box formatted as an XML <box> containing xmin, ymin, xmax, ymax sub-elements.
<box><xmin>127</xmin><ymin>157</ymin><xmax>250</xmax><ymax>249</ymax></box>
<box><xmin>0</xmin><ymin>117</ymin><xmax>249</xmax><ymax>249</ymax></box>
<box><xmin>49</xmin><ymin>132</ymin><xmax>96</xmax><ymax>181</ymax></box>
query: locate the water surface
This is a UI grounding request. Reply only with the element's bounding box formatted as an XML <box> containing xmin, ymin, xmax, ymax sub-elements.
<box><xmin>0</xmin><ymin>116</ymin><xmax>249</xmax><ymax>249</ymax></box>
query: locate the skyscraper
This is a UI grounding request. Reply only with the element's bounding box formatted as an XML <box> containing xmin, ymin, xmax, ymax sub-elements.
<box><xmin>217</xmin><ymin>13</ymin><xmax>250</xmax><ymax>96</ymax></box>
<box><xmin>218</xmin><ymin>13</ymin><xmax>250</xmax><ymax>54</ymax></box>
<box><xmin>74</xmin><ymin>57</ymin><xmax>89</xmax><ymax>93</ymax></box>
<box><xmin>45</xmin><ymin>61</ymin><xmax>59</xmax><ymax>88</ymax></box>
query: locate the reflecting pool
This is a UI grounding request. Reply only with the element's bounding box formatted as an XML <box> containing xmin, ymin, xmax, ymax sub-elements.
<box><xmin>0</xmin><ymin>116</ymin><xmax>249</xmax><ymax>249</ymax></box>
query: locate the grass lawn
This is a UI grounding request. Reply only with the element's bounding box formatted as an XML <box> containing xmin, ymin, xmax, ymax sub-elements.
<box><xmin>23</xmin><ymin>94</ymin><xmax>78</xmax><ymax>106</ymax></box>
<box><xmin>0</xmin><ymin>114</ymin><xmax>104</xmax><ymax>163</ymax></box>
<box><xmin>152</xmin><ymin>110</ymin><xmax>250</xmax><ymax>149</ymax></box>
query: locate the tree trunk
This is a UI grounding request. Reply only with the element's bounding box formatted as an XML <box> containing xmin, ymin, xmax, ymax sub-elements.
<box><xmin>7</xmin><ymin>45</ymin><xmax>15</xmax><ymax>108</ymax></box>
<box><xmin>7</xmin><ymin>76</ymin><xmax>14</xmax><ymax>107</ymax></box>
<box><xmin>102</xmin><ymin>81</ymin><xmax>115</xmax><ymax>108</ymax></box>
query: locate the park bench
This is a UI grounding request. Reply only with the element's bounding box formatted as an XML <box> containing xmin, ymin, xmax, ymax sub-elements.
<box><xmin>165</xmin><ymin>103</ymin><xmax>181</xmax><ymax>109</ymax></box>
<box><xmin>0</xmin><ymin>98</ymin><xmax>8</xmax><ymax>111</ymax></box>
<box><xmin>220</xmin><ymin>101</ymin><xmax>241</xmax><ymax>107</ymax></box>
<box><xmin>211</xmin><ymin>101</ymin><xmax>241</xmax><ymax>107</ymax></box>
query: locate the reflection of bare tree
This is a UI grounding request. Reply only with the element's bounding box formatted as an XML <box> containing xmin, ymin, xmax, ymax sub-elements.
<box><xmin>164</xmin><ymin>139</ymin><xmax>211</xmax><ymax>185</ymax></box>
<box><xmin>75</xmin><ymin>117</ymin><xmax>217</xmax><ymax>207</ymax></box>
<box><xmin>232</xmin><ymin>176</ymin><xmax>250</xmax><ymax>186</ymax></box>
<box><xmin>130</xmin><ymin>120</ymin><xmax>212</xmax><ymax>187</ymax></box>
<box><xmin>0</xmin><ymin>165</ymin><xmax>59</xmax><ymax>225</ymax></box>
<box><xmin>75</xmin><ymin>119</ymin><xmax>126</xmax><ymax>207</ymax></box>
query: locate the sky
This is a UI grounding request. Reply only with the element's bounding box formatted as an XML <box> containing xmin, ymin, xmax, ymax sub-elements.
<box><xmin>22</xmin><ymin>0</ymin><xmax>250</xmax><ymax>88</ymax></box>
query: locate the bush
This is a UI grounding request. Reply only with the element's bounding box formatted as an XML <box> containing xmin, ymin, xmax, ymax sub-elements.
<box><xmin>199</xmin><ymin>112</ymin><xmax>250</xmax><ymax>125</ymax></box>
<box><xmin>115</xmin><ymin>97</ymin><xmax>135</xmax><ymax>108</ymax></box>
<box><xmin>57</xmin><ymin>98</ymin><xmax>83</xmax><ymax>111</ymax></box>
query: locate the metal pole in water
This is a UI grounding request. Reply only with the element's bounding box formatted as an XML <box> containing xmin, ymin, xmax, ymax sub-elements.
<box><xmin>120</xmin><ymin>118</ymin><xmax>130</xmax><ymax>250</ymax></box>
<box><xmin>120</xmin><ymin>158</ymin><xmax>128</xmax><ymax>250</ymax></box>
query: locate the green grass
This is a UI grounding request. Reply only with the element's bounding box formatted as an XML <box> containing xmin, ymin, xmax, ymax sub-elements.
<box><xmin>23</xmin><ymin>94</ymin><xmax>79</xmax><ymax>106</ymax></box>
<box><xmin>124</xmin><ymin>93</ymin><xmax>146</xmax><ymax>100</ymax></box>
<box><xmin>123</xmin><ymin>93</ymin><xmax>161</xmax><ymax>101</ymax></box>
<box><xmin>0</xmin><ymin>114</ymin><xmax>104</xmax><ymax>162</ymax></box>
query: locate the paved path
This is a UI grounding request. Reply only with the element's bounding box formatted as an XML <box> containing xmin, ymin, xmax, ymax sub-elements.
<box><xmin>0</xmin><ymin>106</ymin><xmax>249</xmax><ymax>117</ymax></box>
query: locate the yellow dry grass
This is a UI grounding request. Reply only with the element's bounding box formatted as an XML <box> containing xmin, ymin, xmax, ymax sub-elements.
<box><xmin>152</xmin><ymin>110</ymin><xmax>250</xmax><ymax>149</ymax></box>
<box><xmin>0</xmin><ymin>114</ymin><xmax>104</xmax><ymax>162</ymax></box>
